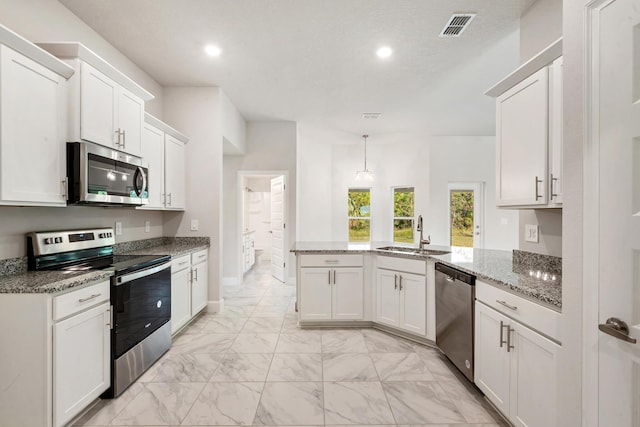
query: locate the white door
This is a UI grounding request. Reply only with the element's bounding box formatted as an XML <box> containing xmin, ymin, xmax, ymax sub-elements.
<box><xmin>164</xmin><ymin>135</ymin><xmax>185</xmax><ymax>210</ymax></box>
<box><xmin>376</xmin><ymin>269</ymin><xmax>400</xmax><ymax>327</ymax></box>
<box><xmin>270</xmin><ymin>175</ymin><xmax>286</xmax><ymax>282</ymax></box>
<box><xmin>399</xmin><ymin>272</ymin><xmax>426</xmax><ymax>335</ymax></box>
<box><xmin>448</xmin><ymin>183</ymin><xmax>484</xmax><ymax>248</ymax></box>
<box><xmin>171</xmin><ymin>267</ymin><xmax>191</xmax><ymax>334</ymax></box>
<box><xmin>332</xmin><ymin>267</ymin><xmax>364</xmax><ymax>320</ymax></box>
<box><xmin>299</xmin><ymin>268</ymin><xmax>332</xmax><ymax>320</ymax></box>
<box><xmin>80</xmin><ymin>62</ymin><xmax>117</xmax><ymax>148</ymax></box>
<box><xmin>587</xmin><ymin>0</ymin><xmax>640</xmax><ymax>424</ymax></box>
<box><xmin>140</xmin><ymin>124</ymin><xmax>165</xmax><ymax>209</ymax></box>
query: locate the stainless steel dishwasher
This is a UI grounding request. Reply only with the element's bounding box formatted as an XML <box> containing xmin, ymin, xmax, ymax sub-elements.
<box><xmin>435</xmin><ymin>262</ymin><xmax>476</xmax><ymax>382</ymax></box>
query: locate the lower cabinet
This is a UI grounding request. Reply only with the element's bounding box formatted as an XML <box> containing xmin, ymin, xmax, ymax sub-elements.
<box><xmin>375</xmin><ymin>256</ymin><xmax>427</xmax><ymax>336</ymax></box>
<box><xmin>298</xmin><ymin>254</ymin><xmax>364</xmax><ymax>322</ymax></box>
<box><xmin>0</xmin><ymin>279</ymin><xmax>111</xmax><ymax>427</ymax></box>
<box><xmin>171</xmin><ymin>249</ymin><xmax>209</xmax><ymax>334</ymax></box>
<box><xmin>242</xmin><ymin>232</ymin><xmax>256</xmax><ymax>274</ymax></box>
<box><xmin>475</xmin><ymin>300</ymin><xmax>560</xmax><ymax>427</ymax></box>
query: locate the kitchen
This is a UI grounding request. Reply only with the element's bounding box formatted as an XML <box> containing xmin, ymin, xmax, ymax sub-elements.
<box><xmin>0</xmin><ymin>0</ymin><xmax>634</xmax><ymax>426</ymax></box>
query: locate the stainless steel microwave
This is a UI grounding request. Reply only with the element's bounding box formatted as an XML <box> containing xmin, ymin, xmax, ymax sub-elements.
<box><xmin>67</xmin><ymin>142</ymin><xmax>148</xmax><ymax>206</ymax></box>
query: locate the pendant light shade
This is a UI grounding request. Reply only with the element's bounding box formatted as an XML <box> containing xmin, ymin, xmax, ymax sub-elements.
<box><xmin>355</xmin><ymin>134</ymin><xmax>374</xmax><ymax>180</ymax></box>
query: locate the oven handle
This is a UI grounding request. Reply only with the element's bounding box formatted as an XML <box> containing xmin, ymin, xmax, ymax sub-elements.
<box><xmin>116</xmin><ymin>261</ymin><xmax>171</xmax><ymax>286</ymax></box>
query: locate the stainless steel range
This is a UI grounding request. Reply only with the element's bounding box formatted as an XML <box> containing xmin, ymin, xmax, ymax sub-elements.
<box><xmin>27</xmin><ymin>228</ymin><xmax>171</xmax><ymax>398</ymax></box>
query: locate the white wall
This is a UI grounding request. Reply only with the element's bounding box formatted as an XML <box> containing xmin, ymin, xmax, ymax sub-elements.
<box><xmin>428</xmin><ymin>137</ymin><xmax>519</xmax><ymax>249</ymax></box>
<box><xmin>520</xmin><ymin>0</ymin><xmax>563</xmax><ymax>63</ymax></box>
<box><xmin>162</xmin><ymin>87</ymin><xmax>223</xmax><ymax>308</ymax></box>
<box><xmin>221</xmin><ymin>90</ymin><xmax>247</xmax><ymax>155</ymax></box>
<box><xmin>0</xmin><ymin>0</ymin><xmax>163</xmax><ymax>117</ymax></box>
<box><xmin>223</xmin><ymin>122</ymin><xmax>297</xmax><ymax>283</ymax></box>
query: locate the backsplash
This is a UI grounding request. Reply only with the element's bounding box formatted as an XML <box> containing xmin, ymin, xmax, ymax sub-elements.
<box><xmin>0</xmin><ymin>257</ymin><xmax>28</xmax><ymax>277</ymax></box>
<box><xmin>513</xmin><ymin>249</ymin><xmax>562</xmax><ymax>275</ymax></box>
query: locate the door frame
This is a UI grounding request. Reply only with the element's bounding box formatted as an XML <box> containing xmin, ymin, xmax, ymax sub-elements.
<box><xmin>446</xmin><ymin>182</ymin><xmax>485</xmax><ymax>249</ymax></box>
<box><xmin>582</xmin><ymin>0</ymin><xmax>616</xmax><ymax>423</ymax></box>
<box><xmin>236</xmin><ymin>170</ymin><xmax>289</xmax><ymax>285</ymax></box>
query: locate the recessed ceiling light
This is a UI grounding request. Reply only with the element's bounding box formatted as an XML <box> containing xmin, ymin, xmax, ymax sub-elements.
<box><xmin>204</xmin><ymin>45</ymin><xmax>222</xmax><ymax>57</ymax></box>
<box><xmin>376</xmin><ymin>46</ymin><xmax>392</xmax><ymax>59</ymax></box>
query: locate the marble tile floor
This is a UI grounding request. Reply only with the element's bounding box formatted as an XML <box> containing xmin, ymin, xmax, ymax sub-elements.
<box><xmin>73</xmin><ymin>259</ymin><xmax>507</xmax><ymax>427</ymax></box>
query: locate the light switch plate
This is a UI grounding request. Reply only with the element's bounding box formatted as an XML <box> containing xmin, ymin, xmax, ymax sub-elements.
<box><xmin>115</xmin><ymin>221</ymin><xmax>123</xmax><ymax>236</ymax></box>
<box><xmin>190</xmin><ymin>219</ymin><xmax>199</xmax><ymax>231</ymax></box>
<box><xmin>525</xmin><ymin>224</ymin><xmax>539</xmax><ymax>243</ymax></box>
<box><xmin>145</xmin><ymin>220</ymin><xmax>151</xmax><ymax>233</ymax></box>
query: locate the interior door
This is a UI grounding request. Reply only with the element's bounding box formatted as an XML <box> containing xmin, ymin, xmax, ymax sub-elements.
<box><xmin>589</xmin><ymin>0</ymin><xmax>640</xmax><ymax>424</ymax></box>
<box><xmin>270</xmin><ymin>175</ymin><xmax>286</xmax><ymax>282</ymax></box>
<box><xmin>448</xmin><ymin>183</ymin><xmax>484</xmax><ymax>248</ymax></box>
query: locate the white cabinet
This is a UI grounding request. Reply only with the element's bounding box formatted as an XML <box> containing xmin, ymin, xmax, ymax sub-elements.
<box><xmin>0</xmin><ymin>279</ymin><xmax>110</xmax><ymax>427</ymax></box>
<box><xmin>375</xmin><ymin>256</ymin><xmax>427</xmax><ymax>336</ymax></box>
<box><xmin>0</xmin><ymin>42</ymin><xmax>71</xmax><ymax>206</ymax></box>
<box><xmin>140</xmin><ymin>114</ymin><xmax>188</xmax><ymax>211</ymax></box>
<box><xmin>298</xmin><ymin>255</ymin><xmax>364</xmax><ymax>322</ymax></box>
<box><xmin>243</xmin><ymin>232</ymin><xmax>256</xmax><ymax>273</ymax></box>
<box><xmin>474</xmin><ymin>280</ymin><xmax>560</xmax><ymax>427</ymax></box>
<box><xmin>488</xmin><ymin>39</ymin><xmax>563</xmax><ymax>209</ymax></box>
<box><xmin>170</xmin><ymin>249</ymin><xmax>209</xmax><ymax>335</ymax></box>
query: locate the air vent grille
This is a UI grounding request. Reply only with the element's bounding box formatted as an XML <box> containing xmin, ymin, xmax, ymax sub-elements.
<box><xmin>439</xmin><ymin>13</ymin><xmax>476</xmax><ymax>37</ymax></box>
<box><xmin>362</xmin><ymin>112</ymin><xmax>382</xmax><ymax>119</ymax></box>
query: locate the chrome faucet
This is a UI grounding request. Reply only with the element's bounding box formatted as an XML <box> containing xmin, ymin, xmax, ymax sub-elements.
<box><xmin>416</xmin><ymin>215</ymin><xmax>430</xmax><ymax>249</ymax></box>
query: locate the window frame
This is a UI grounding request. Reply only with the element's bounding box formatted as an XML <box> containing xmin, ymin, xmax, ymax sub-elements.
<box><xmin>348</xmin><ymin>187</ymin><xmax>372</xmax><ymax>242</ymax></box>
<box><xmin>392</xmin><ymin>186</ymin><xmax>415</xmax><ymax>244</ymax></box>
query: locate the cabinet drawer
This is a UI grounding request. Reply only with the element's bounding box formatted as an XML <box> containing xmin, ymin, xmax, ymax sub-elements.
<box><xmin>476</xmin><ymin>280</ymin><xmax>560</xmax><ymax>341</ymax></box>
<box><xmin>299</xmin><ymin>254</ymin><xmax>363</xmax><ymax>267</ymax></box>
<box><xmin>377</xmin><ymin>255</ymin><xmax>425</xmax><ymax>275</ymax></box>
<box><xmin>172</xmin><ymin>254</ymin><xmax>191</xmax><ymax>272</ymax></box>
<box><xmin>191</xmin><ymin>249</ymin><xmax>208</xmax><ymax>265</ymax></box>
<box><xmin>53</xmin><ymin>280</ymin><xmax>110</xmax><ymax>321</ymax></box>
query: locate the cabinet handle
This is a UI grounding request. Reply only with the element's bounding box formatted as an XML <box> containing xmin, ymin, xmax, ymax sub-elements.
<box><xmin>507</xmin><ymin>326</ymin><xmax>515</xmax><ymax>352</ymax></box>
<box><xmin>333</xmin><ymin>269</ymin><xmax>336</xmax><ymax>284</ymax></box>
<box><xmin>109</xmin><ymin>304</ymin><xmax>114</xmax><ymax>329</ymax></box>
<box><xmin>122</xmin><ymin>129</ymin><xmax>126</xmax><ymax>148</ymax></box>
<box><xmin>496</xmin><ymin>300</ymin><xmax>518</xmax><ymax>311</ymax></box>
<box><xmin>324</xmin><ymin>260</ymin><xmax>339</xmax><ymax>264</ymax></box>
<box><xmin>178</xmin><ymin>261</ymin><xmax>188</xmax><ymax>266</ymax></box>
<box><xmin>78</xmin><ymin>293</ymin><xmax>101</xmax><ymax>303</ymax></box>
<box><xmin>550</xmin><ymin>173</ymin><xmax>558</xmax><ymax>200</ymax></box>
<box><xmin>535</xmin><ymin>176</ymin><xmax>543</xmax><ymax>200</ymax></box>
<box><xmin>168</xmin><ymin>193</ymin><xmax>172</xmax><ymax>206</ymax></box>
<box><xmin>62</xmin><ymin>178</ymin><xmax>68</xmax><ymax>200</ymax></box>
<box><xmin>394</xmin><ymin>274</ymin><xmax>398</xmax><ymax>290</ymax></box>
<box><xmin>328</xmin><ymin>269</ymin><xmax>332</xmax><ymax>285</ymax></box>
<box><xmin>193</xmin><ymin>268</ymin><xmax>198</xmax><ymax>281</ymax></box>
<box><xmin>499</xmin><ymin>320</ymin><xmax>508</xmax><ymax>348</ymax></box>
<box><xmin>399</xmin><ymin>275</ymin><xmax>403</xmax><ymax>291</ymax></box>
<box><xmin>198</xmin><ymin>254</ymin><xmax>207</xmax><ymax>259</ymax></box>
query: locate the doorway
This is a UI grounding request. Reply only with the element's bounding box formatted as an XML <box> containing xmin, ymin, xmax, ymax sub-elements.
<box><xmin>447</xmin><ymin>182</ymin><xmax>484</xmax><ymax>248</ymax></box>
<box><xmin>238</xmin><ymin>171</ymin><xmax>288</xmax><ymax>284</ymax></box>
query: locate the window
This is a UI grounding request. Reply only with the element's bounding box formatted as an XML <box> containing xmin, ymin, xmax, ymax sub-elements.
<box><xmin>348</xmin><ymin>188</ymin><xmax>371</xmax><ymax>242</ymax></box>
<box><xmin>393</xmin><ymin>187</ymin><xmax>414</xmax><ymax>243</ymax></box>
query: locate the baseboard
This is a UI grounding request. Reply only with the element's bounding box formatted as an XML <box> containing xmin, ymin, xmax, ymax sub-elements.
<box><xmin>207</xmin><ymin>299</ymin><xmax>224</xmax><ymax>313</ymax></box>
<box><xmin>222</xmin><ymin>277</ymin><xmax>239</xmax><ymax>286</ymax></box>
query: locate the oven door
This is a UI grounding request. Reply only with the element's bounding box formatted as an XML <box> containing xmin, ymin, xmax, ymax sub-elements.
<box><xmin>112</xmin><ymin>262</ymin><xmax>171</xmax><ymax>358</ymax></box>
<box><xmin>68</xmin><ymin>142</ymin><xmax>149</xmax><ymax>206</ymax></box>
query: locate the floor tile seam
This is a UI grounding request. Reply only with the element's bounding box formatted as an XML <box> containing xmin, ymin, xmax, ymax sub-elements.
<box><xmin>168</xmin><ymin>381</ymin><xmax>208</xmax><ymax>427</ymax></box>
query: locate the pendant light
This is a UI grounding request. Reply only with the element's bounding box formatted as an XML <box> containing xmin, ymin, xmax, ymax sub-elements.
<box><xmin>355</xmin><ymin>134</ymin><xmax>374</xmax><ymax>180</ymax></box>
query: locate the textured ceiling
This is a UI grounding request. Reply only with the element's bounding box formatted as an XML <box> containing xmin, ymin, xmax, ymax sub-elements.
<box><xmin>59</xmin><ymin>0</ymin><xmax>532</xmax><ymax>137</ymax></box>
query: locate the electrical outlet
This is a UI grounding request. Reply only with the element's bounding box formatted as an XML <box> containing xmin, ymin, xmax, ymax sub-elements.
<box><xmin>145</xmin><ymin>220</ymin><xmax>151</xmax><ymax>233</ymax></box>
<box><xmin>525</xmin><ymin>224</ymin><xmax>539</xmax><ymax>243</ymax></box>
<box><xmin>190</xmin><ymin>219</ymin><xmax>199</xmax><ymax>231</ymax></box>
<box><xmin>115</xmin><ymin>221</ymin><xmax>123</xmax><ymax>236</ymax></box>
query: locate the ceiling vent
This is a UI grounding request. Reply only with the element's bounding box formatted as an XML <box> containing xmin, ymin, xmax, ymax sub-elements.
<box><xmin>439</xmin><ymin>13</ymin><xmax>476</xmax><ymax>37</ymax></box>
<box><xmin>362</xmin><ymin>112</ymin><xmax>382</xmax><ymax>119</ymax></box>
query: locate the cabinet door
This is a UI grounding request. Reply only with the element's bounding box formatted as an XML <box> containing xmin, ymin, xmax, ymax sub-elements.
<box><xmin>140</xmin><ymin>124</ymin><xmax>165</xmax><ymax>209</ymax></box>
<box><xmin>509</xmin><ymin>322</ymin><xmax>560</xmax><ymax>427</ymax></box>
<box><xmin>171</xmin><ymin>267</ymin><xmax>191</xmax><ymax>334</ymax></box>
<box><xmin>164</xmin><ymin>135</ymin><xmax>186</xmax><ymax>210</ymax></box>
<box><xmin>474</xmin><ymin>302</ymin><xmax>511</xmax><ymax>416</ymax></box>
<box><xmin>117</xmin><ymin>87</ymin><xmax>144</xmax><ymax>156</ymax></box>
<box><xmin>376</xmin><ymin>269</ymin><xmax>400</xmax><ymax>327</ymax></box>
<box><xmin>399</xmin><ymin>272</ymin><xmax>426</xmax><ymax>335</ymax></box>
<box><xmin>299</xmin><ymin>268</ymin><xmax>332</xmax><ymax>320</ymax></box>
<box><xmin>80</xmin><ymin>62</ymin><xmax>118</xmax><ymax>148</ymax></box>
<box><xmin>191</xmin><ymin>261</ymin><xmax>208</xmax><ymax>316</ymax></box>
<box><xmin>0</xmin><ymin>45</ymin><xmax>67</xmax><ymax>206</ymax></box>
<box><xmin>53</xmin><ymin>302</ymin><xmax>110</xmax><ymax>427</ymax></box>
<box><xmin>548</xmin><ymin>57</ymin><xmax>563</xmax><ymax>206</ymax></box>
<box><xmin>332</xmin><ymin>267</ymin><xmax>364</xmax><ymax>320</ymax></box>
<box><xmin>496</xmin><ymin>67</ymin><xmax>549</xmax><ymax>206</ymax></box>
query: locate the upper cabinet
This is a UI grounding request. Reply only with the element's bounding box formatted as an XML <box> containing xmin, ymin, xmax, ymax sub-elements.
<box><xmin>140</xmin><ymin>113</ymin><xmax>188</xmax><ymax>211</ymax></box>
<box><xmin>0</xmin><ymin>25</ymin><xmax>74</xmax><ymax>207</ymax></box>
<box><xmin>486</xmin><ymin>38</ymin><xmax>563</xmax><ymax>209</ymax></box>
<box><xmin>37</xmin><ymin>42</ymin><xmax>154</xmax><ymax>157</ymax></box>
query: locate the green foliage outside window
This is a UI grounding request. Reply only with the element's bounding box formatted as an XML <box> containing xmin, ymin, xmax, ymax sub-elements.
<box><xmin>348</xmin><ymin>189</ymin><xmax>371</xmax><ymax>241</ymax></box>
<box><xmin>450</xmin><ymin>190</ymin><xmax>474</xmax><ymax>247</ymax></box>
<box><xmin>394</xmin><ymin>188</ymin><xmax>414</xmax><ymax>243</ymax></box>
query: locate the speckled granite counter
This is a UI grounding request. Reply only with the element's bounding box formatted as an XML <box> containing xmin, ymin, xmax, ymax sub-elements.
<box><xmin>291</xmin><ymin>242</ymin><xmax>562</xmax><ymax>311</ymax></box>
<box><xmin>115</xmin><ymin>237</ymin><xmax>210</xmax><ymax>257</ymax></box>
<box><xmin>0</xmin><ymin>270</ymin><xmax>113</xmax><ymax>294</ymax></box>
<box><xmin>118</xmin><ymin>241</ymin><xmax>209</xmax><ymax>258</ymax></box>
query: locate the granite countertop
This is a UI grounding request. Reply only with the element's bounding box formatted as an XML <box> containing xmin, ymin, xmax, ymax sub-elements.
<box><xmin>118</xmin><ymin>242</ymin><xmax>209</xmax><ymax>258</ymax></box>
<box><xmin>0</xmin><ymin>270</ymin><xmax>113</xmax><ymax>294</ymax></box>
<box><xmin>291</xmin><ymin>242</ymin><xmax>562</xmax><ymax>311</ymax></box>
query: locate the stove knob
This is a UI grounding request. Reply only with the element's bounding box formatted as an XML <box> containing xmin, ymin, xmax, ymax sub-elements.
<box><xmin>55</xmin><ymin>237</ymin><xmax>63</xmax><ymax>243</ymax></box>
<box><xmin>98</xmin><ymin>233</ymin><xmax>104</xmax><ymax>238</ymax></box>
<box><xmin>108</xmin><ymin>232</ymin><xmax>113</xmax><ymax>237</ymax></box>
<box><xmin>44</xmin><ymin>238</ymin><xmax>52</xmax><ymax>244</ymax></box>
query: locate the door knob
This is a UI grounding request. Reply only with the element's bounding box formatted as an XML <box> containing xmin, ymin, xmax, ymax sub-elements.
<box><xmin>598</xmin><ymin>317</ymin><xmax>637</xmax><ymax>344</ymax></box>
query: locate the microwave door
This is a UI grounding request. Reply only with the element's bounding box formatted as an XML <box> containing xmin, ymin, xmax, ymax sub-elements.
<box><xmin>87</xmin><ymin>153</ymin><xmax>116</xmax><ymax>203</ymax></box>
<box><xmin>114</xmin><ymin>161</ymin><xmax>147</xmax><ymax>205</ymax></box>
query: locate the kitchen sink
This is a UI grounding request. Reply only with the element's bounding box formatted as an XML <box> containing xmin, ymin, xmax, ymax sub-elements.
<box><xmin>375</xmin><ymin>246</ymin><xmax>450</xmax><ymax>256</ymax></box>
